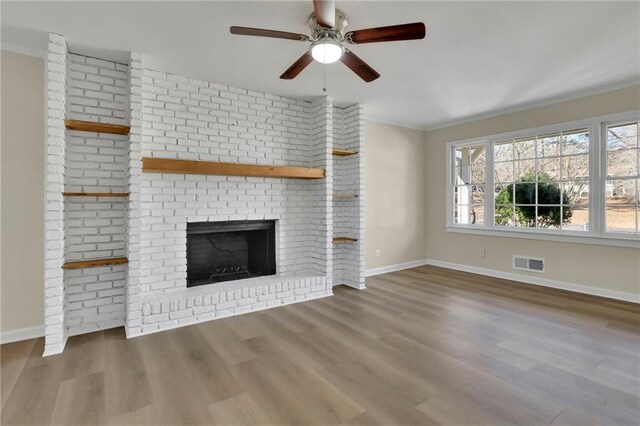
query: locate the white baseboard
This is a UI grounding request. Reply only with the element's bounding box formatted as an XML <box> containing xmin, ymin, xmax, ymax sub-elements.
<box><xmin>425</xmin><ymin>259</ymin><xmax>640</xmax><ymax>304</ymax></box>
<box><xmin>365</xmin><ymin>259</ymin><xmax>429</xmax><ymax>277</ymax></box>
<box><xmin>0</xmin><ymin>325</ymin><xmax>44</xmax><ymax>345</ymax></box>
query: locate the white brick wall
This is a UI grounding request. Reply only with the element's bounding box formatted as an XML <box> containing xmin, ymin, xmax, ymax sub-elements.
<box><xmin>64</xmin><ymin>198</ymin><xmax>126</xmax><ymax>260</ymax></box>
<box><xmin>126</xmin><ymin>52</ymin><xmax>144</xmax><ymax>337</ymax></box>
<box><xmin>64</xmin><ymin>265</ymin><xmax>126</xmax><ymax>336</ymax></box>
<box><xmin>62</xmin><ymin>53</ymin><xmax>130</xmax><ymax>337</ymax></box>
<box><xmin>45</xmin><ymin>42</ymin><xmax>364</xmax><ymax>348</ymax></box>
<box><xmin>67</xmin><ymin>53</ymin><xmax>128</xmax><ymax>125</ymax></box>
<box><xmin>44</xmin><ymin>33</ymin><xmax>68</xmax><ymax>356</ymax></box>
<box><xmin>332</xmin><ymin>104</ymin><xmax>365</xmax><ymax>289</ymax></box>
<box><xmin>127</xmin><ymin>68</ymin><xmax>335</xmax><ymax>334</ymax></box>
<box><xmin>140</xmin><ymin>275</ymin><xmax>329</xmax><ymax>334</ymax></box>
<box><xmin>309</xmin><ymin>97</ymin><xmax>334</xmax><ymax>287</ymax></box>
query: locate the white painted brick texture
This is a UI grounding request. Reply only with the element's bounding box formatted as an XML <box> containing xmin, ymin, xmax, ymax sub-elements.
<box><xmin>129</xmin><ymin>68</ymin><xmax>335</xmax><ymax>334</ymax></box>
<box><xmin>44</xmin><ymin>33</ymin><xmax>68</xmax><ymax>356</ymax></box>
<box><xmin>47</xmin><ymin>47</ymin><xmax>362</xmax><ymax>345</ymax></box>
<box><xmin>126</xmin><ymin>52</ymin><xmax>144</xmax><ymax>336</ymax></box>
<box><xmin>332</xmin><ymin>105</ymin><xmax>365</xmax><ymax>289</ymax></box>
<box><xmin>62</xmin><ymin>53</ymin><xmax>130</xmax><ymax>336</ymax></box>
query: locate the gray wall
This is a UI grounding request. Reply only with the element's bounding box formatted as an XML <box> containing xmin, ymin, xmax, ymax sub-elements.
<box><xmin>1</xmin><ymin>50</ymin><xmax>45</xmax><ymax>334</ymax></box>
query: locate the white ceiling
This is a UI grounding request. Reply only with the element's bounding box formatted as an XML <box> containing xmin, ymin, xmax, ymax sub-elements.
<box><xmin>2</xmin><ymin>1</ymin><xmax>639</xmax><ymax>129</ymax></box>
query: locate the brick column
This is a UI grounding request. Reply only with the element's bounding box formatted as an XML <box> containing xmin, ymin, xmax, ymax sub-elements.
<box><xmin>125</xmin><ymin>52</ymin><xmax>144</xmax><ymax>337</ymax></box>
<box><xmin>43</xmin><ymin>33</ymin><xmax>67</xmax><ymax>356</ymax></box>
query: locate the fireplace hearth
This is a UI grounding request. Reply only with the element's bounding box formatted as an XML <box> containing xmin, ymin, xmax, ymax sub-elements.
<box><xmin>186</xmin><ymin>220</ymin><xmax>276</xmax><ymax>287</ymax></box>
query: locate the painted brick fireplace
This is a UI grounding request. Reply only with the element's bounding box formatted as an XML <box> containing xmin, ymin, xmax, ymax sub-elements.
<box><xmin>44</xmin><ymin>33</ymin><xmax>364</xmax><ymax>355</ymax></box>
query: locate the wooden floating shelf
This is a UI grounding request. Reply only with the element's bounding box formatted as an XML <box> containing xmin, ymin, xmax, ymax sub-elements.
<box><xmin>64</xmin><ymin>119</ymin><xmax>130</xmax><ymax>135</ymax></box>
<box><xmin>332</xmin><ymin>149</ymin><xmax>357</xmax><ymax>156</ymax></box>
<box><xmin>142</xmin><ymin>157</ymin><xmax>325</xmax><ymax>179</ymax></box>
<box><xmin>334</xmin><ymin>194</ymin><xmax>359</xmax><ymax>199</ymax></box>
<box><xmin>333</xmin><ymin>237</ymin><xmax>358</xmax><ymax>244</ymax></box>
<box><xmin>62</xmin><ymin>192</ymin><xmax>129</xmax><ymax>197</ymax></box>
<box><xmin>63</xmin><ymin>257</ymin><xmax>128</xmax><ymax>270</ymax></box>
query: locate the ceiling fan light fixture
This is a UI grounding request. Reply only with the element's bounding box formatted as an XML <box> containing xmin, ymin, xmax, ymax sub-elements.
<box><xmin>310</xmin><ymin>38</ymin><xmax>344</xmax><ymax>64</ymax></box>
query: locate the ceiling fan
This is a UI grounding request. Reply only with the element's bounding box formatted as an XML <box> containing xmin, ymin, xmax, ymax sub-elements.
<box><xmin>230</xmin><ymin>0</ymin><xmax>426</xmax><ymax>83</ymax></box>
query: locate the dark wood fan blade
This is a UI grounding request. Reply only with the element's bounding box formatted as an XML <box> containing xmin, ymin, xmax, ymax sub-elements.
<box><xmin>280</xmin><ymin>52</ymin><xmax>314</xmax><ymax>79</ymax></box>
<box><xmin>230</xmin><ymin>26</ymin><xmax>309</xmax><ymax>41</ymax></box>
<box><xmin>340</xmin><ymin>50</ymin><xmax>380</xmax><ymax>83</ymax></box>
<box><xmin>345</xmin><ymin>22</ymin><xmax>426</xmax><ymax>44</ymax></box>
<box><xmin>313</xmin><ymin>0</ymin><xmax>335</xmax><ymax>28</ymax></box>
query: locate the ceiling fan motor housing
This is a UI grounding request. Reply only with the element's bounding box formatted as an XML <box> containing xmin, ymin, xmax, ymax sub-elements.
<box><xmin>308</xmin><ymin>9</ymin><xmax>349</xmax><ymax>41</ymax></box>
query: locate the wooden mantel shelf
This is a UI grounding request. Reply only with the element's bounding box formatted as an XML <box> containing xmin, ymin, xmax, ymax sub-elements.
<box><xmin>332</xmin><ymin>149</ymin><xmax>357</xmax><ymax>156</ymax></box>
<box><xmin>333</xmin><ymin>237</ymin><xmax>358</xmax><ymax>244</ymax></box>
<box><xmin>63</xmin><ymin>257</ymin><xmax>128</xmax><ymax>270</ymax></box>
<box><xmin>65</xmin><ymin>119</ymin><xmax>130</xmax><ymax>135</ymax></box>
<box><xmin>142</xmin><ymin>157</ymin><xmax>325</xmax><ymax>179</ymax></box>
<box><xmin>63</xmin><ymin>192</ymin><xmax>129</xmax><ymax>197</ymax></box>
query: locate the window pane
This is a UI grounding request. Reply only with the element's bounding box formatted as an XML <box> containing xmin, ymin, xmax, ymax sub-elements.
<box><xmin>562</xmin><ymin>179</ymin><xmax>589</xmax><ymax>205</ymax></box>
<box><xmin>453</xmin><ymin>185</ymin><xmax>484</xmax><ymax>225</ymax></box>
<box><xmin>455</xmin><ymin>146</ymin><xmax>467</xmax><ymax>162</ymax></box>
<box><xmin>514</xmin><ymin>138</ymin><xmax>536</xmax><ymax>159</ymax></box>
<box><xmin>495</xmin><ymin>205</ymin><xmax>514</xmax><ymax>226</ymax></box>
<box><xmin>538</xmin><ymin>157</ymin><xmax>561</xmax><ymax>181</ymax></box>
<box><xmin>472</xmin><ymin>204</ymin><xmax>485</xmax><ymax>225</ymax></box>
<box><xmin>451</xmin><ymin>143</ymin><xmax>486</xmax><ymax>227</ymax></box>
<box><xmin>515</xmin><ymin>159</ymin><xmax>536</xmax><ymax>180</ymax></box>
<box><xmin>562</xmin><ymin>154</ymin><xmax>589</xmax><ymax>180</ymax></box>
<box><xmin>606</xmin><ymin>179</ymin><xmax>636</xmax><ymax>201</ymax></box>
<box><xmin>471</xmin><ymin>185</ymin><xmax>485</xmax><ymax>206</ymax></box>
<box><xmin>562</xmin><ymin>129</ymin><xmax>589</xmax><ymax>155</ymax></box>
<box><xmin>537</xmin><ymin>133</ymin><xmax>561</xmax><ymax>158</ymax></box>
<box><xmin>513</xmin><ymin>205</ymin><xmax>536</xmax><ymax>228</ymax></box>
<box><xmin>562</xmin><ymin>205</ymin><xmax>589</xmax><ymax>231</ymax></box>
<box><xmin>494</xmin><ymin>140</ymin><xmax>514</xmax><ymax>162</ymax></box>
<box><xmin>606</xmin><ymin>204</ymin><xmax>636</xmax><ymax>233</ymax></box>
<box><xmin>514</xmin><ymin>182</ymin><xmax>536</xmax><ymax>205</ymax></box>
<box><xmin>607</xmin><ymin>148</ymin><xmax>638</xmax><ymax>178</ymax></box>
<box><xmin>454</xmin><ymin>166</ymin><xmax>471</xmax><ymax>185</ymax></box>
<box><xmin>607</xmin><ymin>122</ymin><xmax>639</xmax><ymax>150</ymax></box>
<box><xmin>471</xmin><ymin>149</ymin><xmax>486</xmax><ymax>184</ymax></box>
<box><xmin>606</xmin><ymin>178</ymin><xmax>637</xmax><ymax>233</ymax></box>
<box><xmin>537</xmin><ymin>180</ymin><xmax>564</xmax><ymax>205</ymax></box>
<box><xmin>536</xmin><ymin>205</ymin><xmax>562</xmax><ymax>229</ymax></box>
<box><xmin>454</xmin><ymin>205</ymin><xmax>470</xmax><ymax>224</ymax></box>
<box><xmin>494</xmin><ymin>161</ymin><xmax>513</xmax><ymax>185</ymax></box>
<box><xmin>454</xmin><ymin>144</ymin><xmax>486</xmax><ymax>185</ymax></box>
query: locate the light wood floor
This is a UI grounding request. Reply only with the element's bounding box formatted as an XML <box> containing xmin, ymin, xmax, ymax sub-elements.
<box><xmin>2</xmin><ymin>265</ymin><xmax>639</xmax><ymax>425</ymax></box>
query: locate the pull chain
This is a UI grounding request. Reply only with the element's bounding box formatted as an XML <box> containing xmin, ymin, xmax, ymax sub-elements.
<box><xmin>323</xmin><ymin>64</ymin><xmax>327</xmax><ymax>93</ymax></box>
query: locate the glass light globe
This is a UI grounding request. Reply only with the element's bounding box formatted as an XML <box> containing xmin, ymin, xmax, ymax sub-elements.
<box><xmin>310</xmin><ymin>39</ymin><xmax>344</xmax><ymax>64</ymax></box>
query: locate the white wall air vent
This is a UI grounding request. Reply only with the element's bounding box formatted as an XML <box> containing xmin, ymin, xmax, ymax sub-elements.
<box><xmin>513</xmin><ymin>255</ymin><xmax>545</xmax><ymax>273</ymax></box>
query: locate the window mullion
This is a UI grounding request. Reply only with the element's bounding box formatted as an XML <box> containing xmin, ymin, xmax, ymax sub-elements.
<box><xmin>591</xmin><ymin>121</ymin><xmax>604</xmax><ymax>236</ymax></box>
<box><xmin>486</xmin><ymin>140</ymin><xmax>494</xmax><ymax>229</ymax></box>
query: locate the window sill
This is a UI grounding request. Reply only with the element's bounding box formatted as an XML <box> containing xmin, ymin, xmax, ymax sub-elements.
<box><xmin>446</xmin><ymin>226</ymin><xmax>640</xmax><ymax>248</ymax></box>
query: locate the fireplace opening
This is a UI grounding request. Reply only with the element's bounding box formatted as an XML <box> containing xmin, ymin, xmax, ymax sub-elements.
<box><xmin>186</xmin><ymin>220</ymin><xmax>276</xmax><ymax>287</ymax></box>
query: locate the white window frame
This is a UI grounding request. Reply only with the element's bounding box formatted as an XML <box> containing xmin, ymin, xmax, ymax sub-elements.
<box><xmin>601</xmin><ymin>116</ymin><xmax>640</xmax><ymax>238</ymax></box>
<box><xmin>446</xmin><ymin>110</ymin><xmax>640</xmax><ymax>248</ymax></box>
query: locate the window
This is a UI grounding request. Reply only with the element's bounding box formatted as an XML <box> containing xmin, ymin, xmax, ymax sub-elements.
<box><xmin>605</xmin><ymin>121</ymin><xmax>639</xmax><ymax>234</ymax></box>
<box><xmin>493</xmin><ymin>129</ymin><xmax>589</xmax><ymax>231</ymax></box>
<box><xmin>446</xmin><ymin>111</ymin><xmax>640</xmax><ymax>247</ymax></box>
<box><xmin>452</xmin><ymin>143</ymin><xmax>486</xmax><ymax>225</ymax></box>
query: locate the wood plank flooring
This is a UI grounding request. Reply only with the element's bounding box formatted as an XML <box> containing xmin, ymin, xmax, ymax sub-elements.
<box><xmin>2</xmin><ymin>265</ymin><xmax>639</xmax><ymax>425</ymax></box>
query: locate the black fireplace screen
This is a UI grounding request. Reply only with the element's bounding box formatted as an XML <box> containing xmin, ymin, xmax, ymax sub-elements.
<box><xmin>186</xmin><ymin>220</ymin><xmax>276</xmax><ymax>287</ymax></box>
